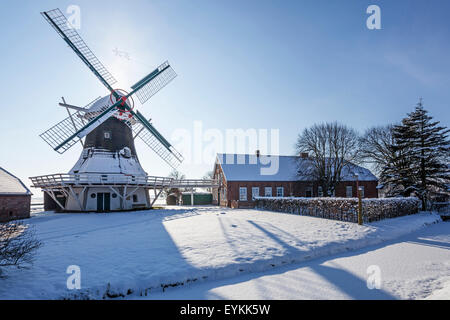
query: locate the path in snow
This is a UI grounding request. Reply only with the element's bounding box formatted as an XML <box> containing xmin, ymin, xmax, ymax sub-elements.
<box><xmin>139</xmin><ymin>221</ymin><xmax>450</xmax><ymax>300</ymax></box>
<box><xmin>0</xmin><ymin>206</ymin><xmax>441</xmax><ymax>299</ymax></box>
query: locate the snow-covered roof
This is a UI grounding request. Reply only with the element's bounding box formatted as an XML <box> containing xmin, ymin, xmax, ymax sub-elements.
<box><xmin>0</xmin><ymin>167</ymin><xmax>32</xmax><ymax>195</ymax></box>
<box><xmin>70</xmin><ymin>148</ymin><xmax>147</xmax><ymax>175</ymax></box>
<box><xmin>216</xmin><ymin>154</ymin><xmax>378</xmax><ymax>182</ymax></box>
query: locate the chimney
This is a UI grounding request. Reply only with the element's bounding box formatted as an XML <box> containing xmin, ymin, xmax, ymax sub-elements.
<box><xmin>256</xmin><ymin>150</ymin><xmax>260</xmax><ymax>158</ymax></box>
<box><xmin>300</xmin><ymin>152</ymin><xmax>309</xmax><ymax>159</ymax></box>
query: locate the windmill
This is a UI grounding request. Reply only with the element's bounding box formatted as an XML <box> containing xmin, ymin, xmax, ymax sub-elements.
<box><xmin>31</xmin><ymin>8</ymin><xmax>184</xmax><ymax>212</ymax></box>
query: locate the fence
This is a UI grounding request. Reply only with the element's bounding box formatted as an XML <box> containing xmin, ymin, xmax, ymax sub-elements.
<box><xmin>254</xmin><ymin>197</ymin><xmax>421</xmax><ymax>223</ymax></box>
<box><xmin>430</xmin><ymin>202</ymin><xmax>450</xmax><ymax>215</ymax></box>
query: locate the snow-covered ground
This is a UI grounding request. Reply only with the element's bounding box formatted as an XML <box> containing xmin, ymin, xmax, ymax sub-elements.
<box><xmin>0</xmin><ymin>206</ymin><xmax>441</xmax><ymax>299</ymax></box>
<box><xmin>140</xmin><ymin>221</ymin><xmax>450</xmax><ymax>300</ymax></box>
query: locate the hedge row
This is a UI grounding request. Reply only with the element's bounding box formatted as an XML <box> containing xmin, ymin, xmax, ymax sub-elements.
<box><xmin>254</xmin><ymin>197</ymin><xmax>420</xmax><ymax>223</ymax></box>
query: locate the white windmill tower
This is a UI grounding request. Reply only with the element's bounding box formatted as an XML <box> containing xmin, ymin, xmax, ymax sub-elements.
<box><xmin>30</xmin><ymin>8</ymin><xmax>185</xmax><ymax>212</ymax></box>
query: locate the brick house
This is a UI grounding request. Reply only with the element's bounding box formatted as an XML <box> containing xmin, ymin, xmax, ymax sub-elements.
<box><xmin>0</xmin><ymin>167</ymin><xmax>32</xmax><ymax>222</ymax></box>
<box><xmin>212</xmin><ymin>153</ymin><xmax>378</xmax><ymax>208</ymax></box>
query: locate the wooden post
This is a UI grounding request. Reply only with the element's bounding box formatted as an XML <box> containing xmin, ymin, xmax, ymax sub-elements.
<box><xmin>358</xmin><ymin>187</ymin><xmax>363</xmax><ymax>225</ymax></box>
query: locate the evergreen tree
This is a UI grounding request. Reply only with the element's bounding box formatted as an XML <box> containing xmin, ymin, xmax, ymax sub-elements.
<box><xmin>381</xmin><ymin>118</ymin><xmax>416</xmax><ymax>197</ymax></box>
<box><xmin>382</xmin><ymin>99</ymin><xmax>450</xmax><ymax>209</ymax></box>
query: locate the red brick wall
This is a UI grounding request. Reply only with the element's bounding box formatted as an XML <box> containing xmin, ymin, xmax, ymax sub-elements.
<box><xmin>226</xmin><ymin>181</ymin><xmax>295</xmax><ymax>208</ymax></box>
<box><xmin>218</xmin><ymin>181</ymin><xmax>378</xmax><ymax>208</ymax></box>
<box><xmin>334</xmin><ymin>181</ymin><xmax>378</xmax><ymax>198</ymax></box>
<box><xmin>0</xmin><ymin>195</ymin><xmax>31</xmax><ymax>222</ymax></box>
<box><xmin>213</xmin><ymin>162</ymin><xmax>378</xmax><ymax>208</ymax></box>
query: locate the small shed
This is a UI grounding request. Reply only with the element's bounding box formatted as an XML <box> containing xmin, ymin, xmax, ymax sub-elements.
<box><xmin>181</xmin><ymin>192</ymin><xmax>213</xmax><ymax>205</ymax></box>
<box><xmin>0</xmin><ymin>167</ymin><xmax>32</xmax><ymax>222</ymax></box>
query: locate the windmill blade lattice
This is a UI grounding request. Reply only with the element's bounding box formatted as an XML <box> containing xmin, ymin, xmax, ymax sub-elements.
<box><xmin>124</xmin><ymin>111</ymin><xmax>184</xmax><ymax>169</ymax></box>
<box><xmin>41</xmin><ymin>8</ymin><xmax>117</xmax><ymax>92</ymax></box>
<box><xmin>39</xmin><ymin>97</ymin><xmax>112</xmax><ymax>153</ymax></box>
<box><xmin>130</xmin><ymin>61</ymin><xmax>177</xmax><ymax>104</ymax></box>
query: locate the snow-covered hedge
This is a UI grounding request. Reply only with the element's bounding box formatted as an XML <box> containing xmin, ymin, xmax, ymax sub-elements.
<box><xmin>254</xmin><ymin>197</ymin><xmax>420</xmax><ymax>223</ymax></box>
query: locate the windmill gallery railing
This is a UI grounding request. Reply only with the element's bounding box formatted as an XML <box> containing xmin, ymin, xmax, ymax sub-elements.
<box><xmin>30</xmin><ymin>174</ymin><xmax>218</xmax><ymax>189</ymax></box>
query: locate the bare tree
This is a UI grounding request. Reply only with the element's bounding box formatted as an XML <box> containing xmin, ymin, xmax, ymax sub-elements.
<box><xmin>0</xmin><ymin>221</ymin><xmax>42</xmax><ymax>277</ymax></box>
<box><xmin>202</xmin><ymin>170</ymin><xmax>214</xmax><ymax>192</ymax></box>
<box><xmin>359</xmin><ymin>125</ymin><xmax>395</xmax><ymax>177</ymax></box>
<box><xmin>295</xmin><ymin>122</ymin><xmax>359</xmax><ymax>196</ymax></box>
<box><xmin>163</xmin><ymin>170</ymin><xmax>187</xmax><ymax>203</ymax></box>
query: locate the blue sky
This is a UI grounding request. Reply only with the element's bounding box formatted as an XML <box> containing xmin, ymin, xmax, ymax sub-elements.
<box><xmin>1</xmin><ymin>0</ymin><xmax>449</xmax><ymax>196</ymax></box>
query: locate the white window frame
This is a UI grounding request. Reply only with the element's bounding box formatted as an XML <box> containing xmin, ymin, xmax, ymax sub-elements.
<box><xmin>252</xmin><ymin>187</ymin><xmax>259</xmax><ymax>200</ymax></box>
<box><xmin>359</xmin><ymin>186</ymin><xmax>365</xmax><ymax>198</ymax></box>
<box><xmin>264</xmin><ymin>187</ymin><xmax>272</xmax><ymax>197</ymax></box>
<box><xmin>276</xmin><ymin>187</ymin><xmax>284</xmax><ymax>197</ymax></box>
<box><xmin>239</xmin><ymin>187</ymin><xmax>247</xmax><ymax>201</ymax></box>
<box><xmin>346</xmin><ymin>186</ymin><xmax>353</xmax><ymax>198</ymax></box>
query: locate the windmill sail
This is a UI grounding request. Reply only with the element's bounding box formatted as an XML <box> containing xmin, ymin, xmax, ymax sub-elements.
<box><xmin>130</xmin><ymin>61</ymin><xmax>177</xmax><ymax>104</ymax></box>
<box><xmin>40</xmin><ymin>99</ymin><xmax>118</xmax><ymax>154</ymax></box>
<box><xmin>124</xmin><ymin>110</ymin><xmax>183</xmax><ymax>168</ymax></box>
<box><xmin>41</xmin><ymin>9</ymin><xmax>117</xmax><ymax>92</ymax></box>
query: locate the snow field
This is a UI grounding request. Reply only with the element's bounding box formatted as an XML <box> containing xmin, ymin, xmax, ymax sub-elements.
<box><xmin>0</xmin><ymin>206</ymin><xmax>441</xmax><ymax>299</ymax></box>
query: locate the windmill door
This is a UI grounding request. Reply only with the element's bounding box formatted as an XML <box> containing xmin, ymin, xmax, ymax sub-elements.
<box><xmin>104</xmin><ymin>193</ymin><xmax>111</xmax><ymax>211</ymax></box>
<box><xmin>96</xmin><ymin>193</ymin><xmax>111</xmax><ymax>212</ymax></box>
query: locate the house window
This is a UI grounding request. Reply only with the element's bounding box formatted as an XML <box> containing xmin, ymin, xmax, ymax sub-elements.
<box><xmin>252</xmin><ymin>187</ymin><xmax>259</xmax><ymax>200</ymax></box>
<box><xmin>346</xmin><ymin>186</ymin><xmax>353</xmax><ymax>198</ymax></box>
<box><xmin>104</xmin><ymin>131</ymin><xmax>111</xmax><ymax>139</ymax></box>
<box><xmin>359</xmin><ymin>186</ymin><xmax>365</xmax><ymax>198</ymax></box>
<box><xmin>276</xmin><ymin>187</ymin><xmax>284</xmax><ymax>197</ymax></box>
<box><xmin>264</xmin><ymin>187</ymin><xmax>272</xmax><ymax>197</ymax></box>
<box><xmin>305</xmin><ymin>187</ymin><xmax>312</xmax><ymax>198</ymax></box>
<box><xmin>132</xmin><ymin>194</ymin><xmax>138</xmax><ymax>202</ymax></box>
<box><xmin>318</xmin><ymin>186</ymin><xmax>323</xmax><ymax>197</ymax></box>
<box><xmin>239</xmin><ymin>187</ymin><xmax>247</xmax><ymax>201</ymax></box>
